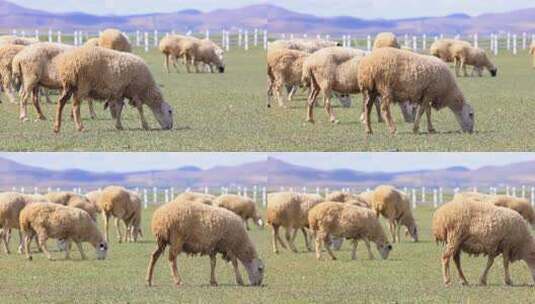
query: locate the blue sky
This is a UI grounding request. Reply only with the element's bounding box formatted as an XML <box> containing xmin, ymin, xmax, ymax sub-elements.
<box><xmin>13</xmin><ymin>0</ymin><xmax>535</xmax><ymax>18</ymax></box>
<box><xmin>1</xmin><ymin>153</ymin><xmax>534</xmax><ymax>173</ymax></box>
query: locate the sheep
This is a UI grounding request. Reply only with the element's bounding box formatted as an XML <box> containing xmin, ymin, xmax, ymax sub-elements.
<box><xmin>269</xmin><ymin>39</ymin><xmax>341</xmax><ymax>53</ymax></box>
<box><xmin>0</xmin><ymin>35</ymin><xmax>38</xmax><ymax>46</ymax></box>
<box><xmin>266</xmin><ymin>48</ymin><xmax>310</xmax><ymax>108</ymax></box>
<box><xmin>0</xmin><ymin>192</ymin><xmax>41</xmax><ymax>254</ymax></box>
<box><xmin>0</xmin><ymin>44</ymin><xmax>25</xmax><ymax>104</ymax></box>
<box><xmin>358</xmin><ymin>47</ymin><xmax>475</xmax><ymax>134</ymax></box>
<box><xmin>371</xmin><ymin>185</ymin><xmax>418</xmax><ymax>243</ymax></box>
<box><xmin>429</xmin><ymin>39</ymin><xmax>469</xmax><ymax>63</ymax></box>
<box><xmin>175</xmin><ymin>192</ymin><xmax>216</xmax><ymax>205</ymax></box>
<box><xmin>213</xmin><ymin>194</ymin><xmax>263</xmax><ymax>230</ymax></box>
<box><xmin>432</xmin><ymin>199</ymin><xmax>535</xmax><ymax>286</ymax></box>
<box><xmin>158</xmin><ymin>35</ymin><xmax>199</xmax><ymax>73</ymax></box>
<box><xmin>373</xmin><ymin>32</ymin><xmax>400</xmax><ymax>50</ymax></box>
<box><xmin>530</xmin><ymin>41</ymin><xmax>535</xmax><ymax>68</ymax></box>
<box><xmin>146</xmin><ymin>198</ymin><xmax>264</xmax><ymax>287</ymax></box>
<box><xmin>97</xmin><ymin>29</ymin><xmax>131</xmax><ymax>52</ymax></box>
<box><xmin>266</xmin><ymin>192</ymin><xmax>323</xmax><ymax>253</ymax></box>
<box><xmin>54</xmin><ymin>46</ymin><xmax>173</xmax><ymax>132</ymax></box>
<box><xmin>84</xmin><ymin>190</ymin><xmax>102</xmax><ymax>212</ymax></box>
<box><xmin>84</xmin><ymin>38</ymin><xmax>100</xmax><ymax>48</ymax></box>
<box><xmin>308</xmin><ymin>201</ymin><xmax>392</xmax><ymax>260</ymax></box>
<box><xmin>450</xmin><ymin>44</ymin><xmax>497</xmax><ymax>77</ymax></box>
<box><xmin>325</xmin><ymin>191</ymin><xmax>369</xmax><ymax>207</ymax></box>
<box><xmin>357</xmin><ymin>190</ymin><xmax>375</xmax><ymax>206</ymax></box>
<box><xmin>44</xmin><ymin>191</ymin><xmax>99</xmax><ymax>221</ymax></box>
<box><xmin>301</xmin><ymin>47</ymin><xmax>367</xmax><ymax>123</ymax></box>
<box><xmin>453</xmin><ymin>192</ymin><xmax>535</xmax><ymax>226</ymax></box>
<box><xmin>182</xmin><ymin>38</ymin><xmax>225</xmax><ymax>73</ymax></box>
<box><xmin>97</xmin><ymin>186</ymin><xmax>142</xmax><ymax>243</ymax></box>
<box><xmin>19</xmin><ymin>202</ymin><xmax>108</xmax><ymax>261</ymax></box>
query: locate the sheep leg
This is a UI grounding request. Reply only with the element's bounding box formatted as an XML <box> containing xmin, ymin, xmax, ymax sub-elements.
<box><xmin>273</xmin><ymin>78</ymin><xmax>286</xmax><ymax>108</ymax></box>
<box><xmin>0</xmin><ymin>228</ymin><xmax>9</xmax><ymax>254</ymax></box>
<box><xmin>17</xmin><ymin>229</ymin><xmax>24</xmax><ymax>254</ymax></box>
<box><xmin>363</xmin><ymin>238</ymin><xmax>374</xmax><ymax>259</ymax></box>
<box><xmin>115</xmin><ymin>218</ymin><xmax>123</xmax><ymax>243</ymax></box>
<box><xmin>103</xmin><ymin>213</ymin><xmax>110</xmax><ymax>243</ymax></box>
<box><xmin>164</xmin><ymin>54</ymin><xmax>170</xmax><ymax>73</ymax></box>
<box><xmin>37</xmin><ymin>234</ymin><xmax>53</xmax><ymax>260</ymax></box>
<box><xmin>425</xmin><ymin>104</ymin><xmax>436</xmax><ymax>133</ymax></box>
<box><xmin>323</xmin><ymin>235</ymin><xmax>337</xmax><ymax>260</ymax></box>
<box><xmin>209</xmin><ymin>254</ymin><xmax>218</xmax><ymax>286</ymax></box>
<box><xmin>146</xmin><ymin>240</ymin><xmax>166</xmax><ymax>287</ymax></box>
<box><xmin>43</xmin><ymin>88</ymin><xmax>53</xmax><ymax>104</ymax></box>
<box><xmin>231</xmin><ymin>256</ymin><xmax>245</xmax><ymax>286</ymax></box>
<box><xmin>271</xmin><ymin>225</ymin><xmax>283</xmax><ymax>253</ymax></box>
<box><xmin>479</xmin><ymin>256</ymin><xmax>495</xmax><ymax>286</ymax></box>
<box><xmin>113</xmin><ymin>99</ymin><xmax>124</xmax><ymax>130</ymax></box>
<box><xmin>74</xmin><ymin>242</ymin><xmax>86</xmax><ymax>260</ymax></box>
<box><xmin>64</xmin><ymin>239</ymin><xmax>71</xmax><ymax>260</ymax></box>
<box><xmin>389</xmin><ymin>221</ymin><xmax>396</xmax><ymax>243</ymax></box>
<box><xmin>412</xmin><ymin>104</ymin><xmax>426</xmax><ymax>134</ymax></box>
<box><xmin>453</xmin><ymin>251</ymin><xmax>469</xmax><ymax>286</ymax></box>
<box><xmin>305</xmin><ymin>87</ymin><xmax>320</xmax><ymax>123</ymax></box>
<box><xmin>87</xmin><ymin>100</ymin><xmax>96</xmax><ymax>119</ymax></box>
<box><xmin>53</xmin><ymin>89</ymin><xmax>73</xmax><ymax>133</ymax></box>
<box><xmin>19</xmin><ymin>89</ymin><xmax>30</xmax><ymax>121</ymax></box>
<box><xmin>135</xmin><ymin>104</ymin><xmax>150</xmax><ymax>130</ymax></box>
<box><xmin>168</xmin><ymin>243</ymin><xmax>183</xmax><ymax>287</ymax></box>
<box><xmin>380</xmin><ymin>94</ymin><xmax>396</xmax><ymax>134</ymax></box>
<box><xmin>362</xmin><ymin>90</ymin><xmax>375</xmax><ymax>134</ymax></box>
<box><xmin>31</xmin><ymin>86</ymin><xmax>46</xmax><ymax>121</ymax></box>
<box><xmin>314</xmin><ymin>231</ymin><xmax>324</xmax><ymax>260</ymax></box>
<box><xmin>374</xmin><ymin>98</ymin><xmax>384</xmax><ymax>123</ymax></box>
<box><xmin>288</xmin><ymin>86</ymin><xmax>297</xmax><ymax>102</ymax></box>
<box><xmin>396</xmin><ymin>223</ymin><xmax>401</xmax><ymax>243</ymax></box>
<box><xmin>24</xmin><ymin>233</ymin><xmax>33</xmax><ymax>260</ymax></box>
<box><xmin>244</xmin><ymin>219</ymin><xmax>250</xmax><ymax>231</ymax></box>
<box><xmin>285</xmin><ymin>228</ymin><xmax>298</xmax><ymax>252</ymax></box>
<box><xmin>323</xmin><ymin>91</ymin><xmax>338</xmax><ymax>124</ymax></box>
<box><xmin>502</xmin><ymin>252</ymin><xmax>512</xmax><ymax>286</ymax></box>
<box><xmin>461</xmin><ymin>58</ymin><xmax>468</xmax><ymax>77</ymax></box>
<box><xmin>72</xmin><ymin>94</ymin><xmax>84</xmax><ymax>132</ymax></box>
<box><xmin>351</xmin><ymin>239</ymin><xmax>358</xmax><ymax>260</ymax></box>
<box><xmin>454</xmin><ymin>57</ymin><xmax>460</xmax><ymax>77</ymax></box>
<box><xmin>302</xmin><ymin>228</ymin><xmax>313</xmax><ymax>251</ymax></box>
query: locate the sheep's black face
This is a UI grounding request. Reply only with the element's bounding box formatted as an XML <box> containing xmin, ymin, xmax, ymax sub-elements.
<box><xmin>96</xmin><ymin>241</ymin><xmax>108</xmax><ymax>260</ymax></box>
<box><xmin>490</xmin><ymin>68</ymin><xmax>497</xmax><ymax>77</ymax></box>
<box><xmin>218</xmin><ymin>66</ymin><xmax>225</xmax><ymax>73</ymax></box>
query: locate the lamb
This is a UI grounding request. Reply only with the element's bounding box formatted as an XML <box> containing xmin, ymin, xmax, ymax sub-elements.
<box><xmin>373</xmin><ymin>32</ymin><xmax>400</xmax><ymax>50</ymax></box>
<box><xmin>54</xmin><ymin>46</ymin><xmax>173</xmax><ymax>132</ymax></box>
<box><xmin>450</xmin><ymin>44</ymin><xmax>497</xmax><ymax>77</ymax></box>
<box><xmin>44</xmin><ymin>191</ymin><xmax>99</xmax><ymax>221</ymax></box>
<box><xmin>308</xmin><ymin>201</ymin><xmax>392</xmax><ymax>260</ymax></box>
<box><xmin>266</xmin><ymin>48</ymin><xmax>310</xmax><ymax>108</ymax></box>
<box><xmin>0</xmin><ymin>44</ymin><xmax>25</xmax><ymax>104</ymax></box>
<box><xmin>146</xmin><ymin>198</ymin><xmax>264</xmax><ymax>287</ymax></box>
<box><xmin>19</xmin><ymin>202</ymin><xmax>108</xmax><ymax>261</ymax></box>
<box><xmin>269</xmin><ymin>39</ymin><xmax>341</xmax><ymax>53</ymax></box>
<box><xmin>358</xmin><ymin>47</ymin><xmax>475</xmax><ymax>134</ymax></box>
<box><xmin>530</xmin><ymin>41</ymin><xmax>535</xmax><ymax>68</ymax></box>
<box><xmin>97</xmin><ymin>29</ymin><xmax>132</xmax><ymax>52</ymax></box>
<box><xmin>182</xmin><ymin>38</ymin><xmax>225</xmax><ymax>73</ymax></box>
<box><xmin>175</xmin><ymin>192</ymin><xmax>216</xmax><ymax>205</ymax></box>
<box><xmin>213</xmin><ymin>194</ymin><xmax>263</xmax><ymax>230</ymax></box>
<box><xmin>301</xmin><ymin>47</ymin><xmax>367</xmax><ymax>123</ymax></box>
<box><xmin>453</xmin><ymin>192</ymin><xmax>535</xmax><ymax>226</ymax></box>
<box><xmin>97</xmin><ymin>186</ymin><xmax>142</xmax><ymax>243</ymax></box>
<box><xmin>266</xmin><ymin>192</ymin><xmax>323</xmax><ymax>253</ymax></box>
<box><xmin>432</xmin><ymin>199</ymin><xmax>535</xmax><ymax>286</ymax></box>
<box><xmin>371</xmin><ymin>185</ymin><xmax>418</xmax><ymax>243</ymax></box>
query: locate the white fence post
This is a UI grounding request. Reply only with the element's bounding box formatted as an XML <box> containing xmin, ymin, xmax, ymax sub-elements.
<box><xmin>421</xmin><ymin>187</ymin><xmax>426</xmax><ymax>203</ymax></box>
<box><xmin>205</xmin><ymin>29</ymin><xmax>210</xmax><ymax>39</ymax></box>
<box><xmin>171</xmin><ymin>187</ymin><xmax>175</xmax><ymax>200</ymax></box>
<box><xmin>422</xmin><ymin>34</ymin><xmax>426</xmax><ymax>50</ymax></box>
<box><xmin>507</xmin><ymin>32</ymin><xmax>511</xmax><ymax>51</ymax></box>
<box><xmin>473</xmin><ymin>33</ymin><xmax>478</xmax><ymax>48</ymax></box>
<box><xmin>136</xmin><ymin>30</ymin><xmax>140</xmax><ymax>47</ymax></box>
<box><xmin>254</xmin><ymin>28</ymin><xmax>258</xmax><ymax>47</ymax></box>
<box><xmin>263</xmin><ymin>30</ymin><xmax>268</xmax><ymax>50</ymax></box>
<box><xmin>48</xmin><ymin>29</ymin><xmax>52</xmax><ymax>42</ymax></box>
<box><xmin>433</xmin><ymin>189</ymin><xmax>438</xmax><ymax>208</ymax></box>
<box><xmin>238</xmin><ymin>29</ymin><xmax>243</xmax><ymax>47</ymax></box>
<box><xmin>262</xmin><ymin>187</ymin><xmax>267</xmax><ymax>207</ymax></box>
<box><xmin>35</xmin><ymin>29</ymin><xmax>39</xmax><ymax>41</ymax></box>
<box><xmin>404</xmin><ymin>34</ymin><xmax>409</xmax><ymax>48</ymax></box>
<box><xmin>494</xmin><ymin>34</ymin><xmax>499</xmax><ymax>55</ymax></box>
<box><xmin>367</xmin><ymin>35</ymin><xmax>371</xmax><ymax>51</ymax></box>
<box><xmin>522</xmin><ymin>32</ymin><xmax>527</xmax><ymax>50</ymax></box>
<box><xmin>411</xmin><ymin>189</ymin><xmax>416</xmax><ymax>209</ymax></box>
<box><xmin>153</xmin><ymin>30</ymin><xmax>158</xmax><ymax>47</ymax></box>
<box><xmin>244</xmin><ymin>30</ymin><xmax>249</xmax><ymax>50</ymax></box>
<box><xmin>153</xmin><ymin>187</ymin><xmax>158</xmax><ymax>204</ymax></box>
<box><xmin>439</xmin><ymin>187</ymin><xmax>444</xmax><ymax>204</ymax></box>
<box><xmin>513</xmin><ymin>34</ymin><xmax>517</xmax><ymax>55</ymax></box>
<box><xmin>531</xmin><ymin>187</ymin><xmax>535</xmax><ymax>206</ymax></box>
<box><xmin>57</xmin><ymin>31</ymin><xmax>61</xmax><ymax>43</ymax></box>
<box><xmin>144</xmin><ymin>32</ymin><xmax>149</xmax><ymax>52</ymax></box>
<box><xmin>164</xmin><ymin>189</ymin><xmax>169</xmax><ymax>203</ymax></box>
<box><xmin>143</xmin><ymin>189</ymin><xmax>148</xmax><ymax>208</ymax></box>
<box><xmin>412</xmin><ymin>36</ymin><xmax>417</xmax><ymax>51</ymax></box>
<box><xmin>522</xmin><ymin>185</ymin><xmax>526</xmax><ymax>198</ymax></box>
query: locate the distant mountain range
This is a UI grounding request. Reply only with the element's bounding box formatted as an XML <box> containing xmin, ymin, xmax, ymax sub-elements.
<box><xmin>1</xmin><ymin>156</ymin><xmax>534</xmax><ymax>191</ymax></box>
<box><xmin>0</xmin><ymin>1</ymin><xmax>534</xmax><ymax>35</ymax></box>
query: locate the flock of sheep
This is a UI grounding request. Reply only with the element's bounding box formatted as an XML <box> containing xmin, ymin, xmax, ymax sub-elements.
<box><xmin>0</xmin><ymin>28</ymin><xmax>226</xmax><ymax>134</ymax></box>
<box><xmin>2</xmin><ymin>183</ymin><xmax>535</xmax><ymax>287</ymax></box>
<box><xmin>266</xmin><ymin>32</ymin><xmax>533</xmax><ymax>134</ymax></box>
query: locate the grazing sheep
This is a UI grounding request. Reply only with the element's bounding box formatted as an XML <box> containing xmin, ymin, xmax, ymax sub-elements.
<box><xmin>146</xmin><ymin>199</ymin><xmax>264</xmax><ymax>287</ymax></box>
<box><xmin>11</xmin><ymin>42</ymin><xmax>79</xmax><ymax>121</ymax></box>
<box><xmin>451</xmin><ymin>44</ymin><xmax>497</xmax><ymax>77</ymax></box>
<box><xmin>175</xmin><ymin>192</ymin><xmax>216</xmax><ymax>205</ymax></box>
<box><xmin>432</xmin><ymin>199</ymin><xmax>535</xmax><ymax>286</ymax></box>
<box><xmin>0</xmin><ymin>35</ymin><xmax>38</xmax><ymax>46</ymax></box>
<box><xmin>213</xmin><ymin>194</ymin><xmax>263</xmax><ymax>230</ymax></box>
<box><xmin>44</xmin><ymin>191</ymin><xmax>99</xmax><ymax>221</ymax></box>
<box><xmin>181</xmin><ymin>38</ymin><xmax>225</xmax><ymax>73</ymax></box>
<box><xmin>20</xmin><ymin>202</ymin><xmax>108</xmax><ymax>261</ymax></box>
<box><xmin>266</xmin><ymin>48</ymin><xmax>310</xmax><ymax>108</ymax></box>
<box><xmin>98</xmin><ymin>29</ymin><xmax>131</xmax><ymax>52</ymax></box>
<box><xmin>373</xmin><ymin>32</ymin><xmax>400</xmax><ymax>50</ymax></box>
<box><xmin>358</xmin><ymin>47</ymin><xmax>475</xmax><ymax>134</ymax></box>
<box><xmin>84</xmin><ymin>190</ymin><xmax>102</xmax><ymax>212</ymax></box>
<box><xmin>301</xmin><ymin>47</ymin><xmax>367</xmax><ymax>123</ymax></box>
<box><xmin>0</xmin><ymin>192</ymin><xmax>42</xmax><ymax>254</ymax></box>
<box><xmin>0</xmin><ymin>44</ymin><xmax>25</xmax><ymax>104</ymax></box>
<box><xmin>372</xmin><ymin>185</ymin><xmax>418</xmax><ymax>243</ymax></box>
<box><xmin>54</xmin><ymin>46</ymin><xmax>173</xmax><ymax>132</ymax></box>
<box><xmin>308</xmin><ymin>201</ymin><xmax>392</xmax><ymax>260</ymax></box>
<box><xmin>158</xmin><ymin>35</ymin><xmax>199</xmax><ymax>73</ymax></box>
<box><xmin>266</xmin><ymin>192</ymin><xmax>323</xmax><ymax>253</ymax></box>
<box><xmin>269</xmin><ymin>39</ymin><xmax>340</xmax><ymax>53</ymax></box>
<box><xmin>97</xmin><ymin>186</ymin><xmax>142</xmax><ymax>243</ymax></box>
<box><xmin>530</xmin><ymin>41</ymin><xmax>535</xmax><ymax>68</ymax></box>
<box><xmin>429</xmin><ymin>39</ymin><xmax>470</xmax><ymax>63</ymax></box>
<box><xmin>453</xmin><ymin>192</ymin><xmax>535</xmax><ymax>226</ymax></box>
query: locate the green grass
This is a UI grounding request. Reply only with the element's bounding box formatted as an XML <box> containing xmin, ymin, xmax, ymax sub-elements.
<box><xmin>266</xmin><ymin>50</ymin><xmax>535</xmax><ymax>151</ymax></box>
<box><xmin>0</xmin><ymin>47</ymin><xmax>269</xmax><ymax>151</ymax></box>
<box><xmin>1</xmin><ymin>205</ymin><xmax>534</xmax><ymax>303</ymax></box>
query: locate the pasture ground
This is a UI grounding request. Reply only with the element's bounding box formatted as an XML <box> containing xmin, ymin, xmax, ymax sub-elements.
<box><xmin>1</xmin><ymin>205</ymin><xmax>534</xmax><ymax>303</ymax></box>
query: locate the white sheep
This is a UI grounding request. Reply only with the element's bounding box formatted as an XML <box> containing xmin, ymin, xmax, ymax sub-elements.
<box><xmin>308</xmin><ymin>201</ymin><xmax>392</xmax><ymax>260</ymax></box>
<box><xmin>44</xmin><ymin>191</ymin><xmax>99</xmax><ymax>221</ymax></box>
<box><xmin>266</xmin><ymin>47</ymin><xmax>309</xmax><ymax>108</ymax></box>
<box><xmin>450</xmin><ymin>44</ymin><xmax>497</xmax><ymax>77</ymax></box>
<box><xmin>97</xmin><ymin>29</ymin><xmax>132</xmax><ymax>52</ymax></box>
<box><xmin>54</xmin><ymin>46</ymin><xmax>173</xmax><ymax>132</ymax></box>
<box><xmin>184</xmin><ymin>38</ymin><xmax>225</xmax><ymax>73</ymax></box>
<box><xmin>175</xmin><ymin>192</ymin><xmax>216</xmax><ymax>205</ymax></box>
<box><xmin>269</xmin><ymin>39</ymin><xmax>340</xmax><ymax>53</ymax></box>
<box><xmin>373</xmin><ymin>32</ymin><xmax>400</xmax><ymax>50</ymax></box>
<box><xmin>433</xmin><ymin>199</ymin><xmax>535</xmax><ymax>286</ymax></box>
<box><xmin>358</xmin><ymin>47</ymin><xmax>474</xmax><ymax>134</ymax></box>
<box><xmin>97</xmin><ymin>186</ymin><xmax>142</xmax><ymax>243</ymax></box>
<box><xmin>158</xmin><ymin>35</ymin><xmax>199</xmax><ymax>73</ymax></box>
<box><xmin>213</xmin><ymin>194</ymin><xmax>263</xmax><ymax>230</ymax></box>
<box><xmin>0</xmin><ymin>44</ymin><xmax>25</xmax><ymax>104</ymax></box>
<box><xmin>0</xmin><ymin>192</ymin><xmax>41</xmax><ymax>254</ymax></box>
<box><xmin>146</xmin><ymin>198</ymin><xmax>264</xmax><ymax>287</ymax></box>
<box><xmin>19</xmin><ymin>202</ymin><xmax>108</xmax><ymax>261</ymax></box>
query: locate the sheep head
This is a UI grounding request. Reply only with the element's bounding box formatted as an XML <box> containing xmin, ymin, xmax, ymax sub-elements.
<box><xmin>151</xmin><ymin>100</ymin><xmax>173</xmax><ymax>130</ymax></box>
<box><xmin>95</xmin><ymin>240</ymin><xmax>108</xmax><ymax>260</ymax></box>
<box><xmin>376</xmin><ymin>242</ymin><xmax>393</xmax><ymax>260</ymax></box>
<box><xmin>242</xmin><ymin>258</ymin><xmax>264</xmax><ymax>286</ymax></box>
<box><xmin>453</xmin><ymin>102</ymin><xmax>474</xmax><ymax>133</ymax></box>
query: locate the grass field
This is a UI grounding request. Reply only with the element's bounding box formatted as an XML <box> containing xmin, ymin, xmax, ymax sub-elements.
<box><xmin>266</xmin><ymin>50</ymin><xmax>535</xmax><ymax>151</ymax></box>
<box><xmin>1</xmin><ymin>205</ymin><xmax>534</xmax><ymax>303</ymax></box>
<box><xmin>0</xmin><ymin>47</ymin><xmax>269</xmax><ymax>151</ymax></box>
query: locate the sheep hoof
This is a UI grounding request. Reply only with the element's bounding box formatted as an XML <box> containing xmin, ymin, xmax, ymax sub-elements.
<box><xmin>460</xmin><ymin>280</ymin><xmax>469</xmax><ymax>286</ymax></box>
<box><xmin>478</xmin><ymin>280</ymin><xmax>487</xmax><ymax>286</ymax></box>
<box><xmin>330</xmin><ymin>256</ymin><xmax>337</xmax><ymax>261</ymax></box>
<box><xmin>331</xmin><ymin>119</ymin><xmax>340</xmax><ymax>124</ymax></box>
<box><xmin>27</xmin><ymin>256</ymin><xmax>33</xmax><ymax>261</ymax></box>
<box><xmin>210</xmin><ymin>281</ymin><xmax>218</xmax><ymax>287</ymax></box>
<box><xmin>504</xmin><ymin>279</ymin><xmax>513</xmax><ymax>286</ymax></box>
<box><xmin>305</xmin><ymin>119</ymin><xmax>315</xmax><ymax>124</ymax></box>
<box><xmin>428</xmin><ymin>128</ymin><xmax>436</xmax><ymax>134</ymax></box>
<box><xmin>20</xmin><ymin>117</ymin><xmax>29</xmax><ymax>122</ymax></box>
